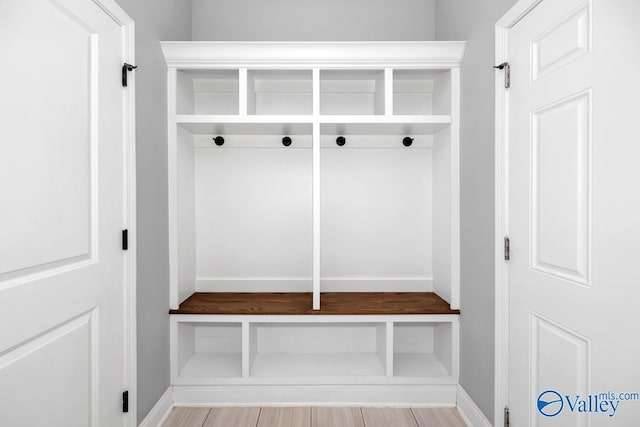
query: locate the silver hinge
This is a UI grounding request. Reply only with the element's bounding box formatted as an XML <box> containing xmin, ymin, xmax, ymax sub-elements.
<box><xmin>494</xmin><ymin>62</ymin><xmax>511</xmax><ymax>89</ymax></box>
<box><xmin>504</xmin><ymin>236</ymin><xmax>510</xmax><ymax>261</ymax></box>
<box><xmin>504</xmin><ymin>407</ymin><xmax>510</xmax><ymax>427</ymax></box>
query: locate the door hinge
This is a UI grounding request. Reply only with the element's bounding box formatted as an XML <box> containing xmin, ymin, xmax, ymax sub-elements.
<box><xmin>504</xmin><ymin>406</ymin><xmax>510</xmax><ymax>427</ymax></box>
<box><xmin>122</xmin><ymin>63</ymin><xmax>137</xmax><ymax>87</ymax></box>
<box><xmin>122</xmin><ymin>229</ymin><xmax>128</xmax><ymax>251</ymax></box>
<box><xmin>122</xmin><ymin>390</ymin><xmax>129</xmax><ymax>413</ymax></box>
<box><xmin>504</xmin><ymin>236</ymin><xmax>510</xmax><ymax>261</ymax></box>
<box><xmin>494</xmin><ymin>62</ymin><xmax>510</xmax><ymax>89</ymax></box>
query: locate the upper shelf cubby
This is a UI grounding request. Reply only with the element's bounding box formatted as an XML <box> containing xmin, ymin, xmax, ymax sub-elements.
<box><xmin>176</xmin><ymin>69</ymin><xmax>239</xmax><ymax>115</ymax></box>
<box><xmin>247</xmin><ymin>70</ymin><xmax>313</xmax><ymax>115</ymax></box>
<box><xmin>393</xmin><ymin>70</ymin><xmax>451</xmax><ymax>115</ymax></box>
<box><xmin>320</xmin><ymin>70</ymin><xmax>385</xmax><ymax>115</ymax></box>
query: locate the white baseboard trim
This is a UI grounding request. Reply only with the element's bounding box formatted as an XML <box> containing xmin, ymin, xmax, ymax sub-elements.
<box><xmin>456</xmin><ymin>385</ymin><xmax>493</xmax><ymax>427</ymax></box>
<box><xmin>140</xmin><ymin>384</ymin><xmax>469</xmax><ymax>425</ymax></box>
<box><xmin>172</xmin><ymin>384</ymin><xmax>457</xmax><ymax>407</ymax></box>
<box><xmin>138</xmin><ymin>387</ymin><xmax>173</xmax><ymax>427</ymax></box>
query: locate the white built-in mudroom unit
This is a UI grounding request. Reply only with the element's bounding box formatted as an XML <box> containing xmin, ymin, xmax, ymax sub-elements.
<box><xmin>162</xmin><ymin>42</ymin><xmax>465</xmax><ymax>405</ymax></box>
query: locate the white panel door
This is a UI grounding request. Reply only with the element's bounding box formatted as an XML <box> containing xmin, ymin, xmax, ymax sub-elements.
<box><xmin>508</xmin><ymin>0</ymin><xmax>640</xmax><ymax>425</ymax></box>
<box><xmin>0</xmin><ymin>0</ymin><xmax>130</xmax><ymax>426</ymax></box>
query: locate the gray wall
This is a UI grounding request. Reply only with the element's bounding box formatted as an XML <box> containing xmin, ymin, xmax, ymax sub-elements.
<box><xmin>192</xmin><ymin>0</ymin><xmax>435</xmax><ymax>41</ymax></box>
<box><xmin>113</xmin><ymin>0</ymin><xmax>191</xmax><ymax>423</ymax></box>
<box><xmin>436</xmin><ymin>0</ymin><xmax>517</xmax><ymax>423</ymax></box>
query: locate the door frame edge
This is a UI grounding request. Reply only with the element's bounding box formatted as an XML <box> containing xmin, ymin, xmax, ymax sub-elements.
<box><xmin>494</xmin><ymin>0</ymin><xmax>544</xmax><ymax>425</ymax></box>
<box><xmin>91</xmin><ymin>0</ymin><xmax>137</xmax><ymax>425</ymax></box>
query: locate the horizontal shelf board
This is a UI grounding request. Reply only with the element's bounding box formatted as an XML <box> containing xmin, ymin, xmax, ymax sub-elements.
<box><xmin>318</xmin><ymin>115</ymin><xmax>450</xmax><ymax>124</ymax></box>
<box><xmin>176</xmin><ymin>115</ymin><xmax>450</xmax><ymax>124</ymax></box>
<box><xmin>171</xmin><ymin>375</ymin><xmax>458</xmax><ymax>386</ymax></box>
<box><xmin>173</xmin><ymin>314</ymin><xmax>458</xmax><ymax>324</ymax></box>
<box><xmin>251</xmin><ymin>352</ymin><xmax>385</xmax><ymax>378</ymax></box>
<box><xmin>393</xmin><ymin>354</ymin><xmax>449</xmax><ymax>378</ymax></box>
<box><xmin>178</xmin><ymin>121</ymin><xmax>312</xmax><ymax>135</ymax></box>
<box><xmin>170</xmin><ymin>292</ymin><xmax>460</xmax><ymax>315</ymax></box>
<box><xmin>177</xmin><ymin>115</ymin><xmax>314</xmax><ymax>124</ymax></box>
<box><xmin>320</xmin><ymin>122</ymin><xmax>447</xmax><ymax>136</ymax></box>
<box><xmin>180</xmin><ymin>352</ymin><xmax>242</xmax><ymax>378</ymax></box>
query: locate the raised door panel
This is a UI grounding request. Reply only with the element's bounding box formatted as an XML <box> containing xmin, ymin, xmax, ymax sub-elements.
<box><xmin>530</xmin><ymin>313</ymin><xmax>589</xmax><ymax>426</ymax></box>
<box><xmin>0</xmin><ymin>0</ymin><xmax>95</xmax><ymax>280</ymax></box>
<box><xmin>531</xmin><ymin>91</ymin><xmax>591</xmax><ymax>285</ymax></box>
<box><xmin>0</xmin><ymin>312</ymin><xmax>96</xmax><ymax>427</ymax></box>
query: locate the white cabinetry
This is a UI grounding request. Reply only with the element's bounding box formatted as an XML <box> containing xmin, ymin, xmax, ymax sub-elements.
<box><xmin>163</xmin><ymin>41</ymin><xmax>465</xmax><ymax>405</ymax></box>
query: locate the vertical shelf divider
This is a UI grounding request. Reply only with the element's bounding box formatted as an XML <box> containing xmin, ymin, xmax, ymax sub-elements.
<box><xmin>312</xmin><ymin>68</ymin><xmax>320</xmax><ymax>116</ymax></box>
<box><xmin>449</xmin><ymin>67</ymin><xmax>461</xmax><ymax>310</ymax></box>
<box><xmin>312</xmin><ymin>69</ymin><xmax>321</xmax><ymax>310</ymax></box>
<box><xmin>386</xmin><ymin>321</ymin><xmax>394</xmax><ymax>377</ymax></box>
<box><xmin>312</xmin><ymin>121</ymin><xmax>321</xmax><ymax>310</ymax></box>
<box><xmin>384</xmin><ymin>68</ymin><xmax>394</xmax><ymax>116</ymax></box>
<box><xmin>239</xmin><ymin>68</ymin><xmax>248</xmax><ymax>115</ymax></box>
<box><xmin>242</xmin><ymin>320</ymin><xmax>250</xmax><ymax>378</ymax></box>
<box><xmin>169</xmin><ymin>317</ymin><xmax>178</xmax><ymax>379</ymax></box>
<box><xmin>451</xmin><ymin>318</ymin><xmax>460</xmax><ymax>380</ymax></box>
<box><xmin>167</xmin><ymin>67</ymin><xmax>179</xmax><ymax>310</ymax></box>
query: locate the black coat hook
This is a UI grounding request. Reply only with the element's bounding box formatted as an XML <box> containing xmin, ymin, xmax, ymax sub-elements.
<box><xmin>282</xmin><ymin>136</ymin><xmax>292</xmax><ymax>147</ymax></box>
<box><xmin>336</xmin><ymin>136</ymin><xmax>346</xmax><ymax>147</ymax></box>
<box><xmin>213</xmin><ymin>136</ymin><xmax>225</xmax><ymax>146</ymax></box>
<box><xmin>122</xmin><ymin>63</ymin><xmax>137</xmax><ymax>87</ymax></box>
<box><xmin>403</xmin><ymin>137</ymin><xmax>414</xmax><ymax>147</ymax></box>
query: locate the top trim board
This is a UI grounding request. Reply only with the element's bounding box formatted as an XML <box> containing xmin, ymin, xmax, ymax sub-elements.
<box><xmin>161</xmin><ymin>41</ymin><xmax>467</xmax><ymax>68</ymax></box>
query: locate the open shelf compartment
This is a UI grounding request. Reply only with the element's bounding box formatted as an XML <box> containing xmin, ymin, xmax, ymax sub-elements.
<box><xmin>247</xmin><ymin>70</ymin><xmax>313</xmax><ymax>115</ymax></box>
<box><xmin>249</xmin><ymin>322</ymin><xmax>387</xmax><ymax>378</ymax></box>
<box><xmin>176</xmin><ymin>69</ymin><xmax>239</xmax><ymax>115</ymax></box>
<box><xmin>393</xmin><ymin>69</ymin><xmax>451</xmax><ymax>115</ymax></box>
<box><xmin>318</xmin><ymin>123</ymin><xmax>454</xmax><ymax>297</ymax></box>
<box><xmin>170</xmin><ymin>121</ymin><xmax>313</xmax><ymax>305</ymax></box>
<box><xmin>393</xmin><ymin>321</ymin><xmax>455</xmax><ymax>378</ymax></box>
<box><xmin>320</xmin><ymin>70</ymin><xmax>385</xmax><ymax>115</ymax></box>
<box><xmin>174</xmin><ymin>321</ymin><xmax>242</xmax><ymax>379</ymax></box>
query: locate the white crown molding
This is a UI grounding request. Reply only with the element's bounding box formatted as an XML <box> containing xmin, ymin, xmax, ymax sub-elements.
<box><xmin>161</xmin><ymin>41</ymin><xmax>466</xmax><ymax>69</ymax></box>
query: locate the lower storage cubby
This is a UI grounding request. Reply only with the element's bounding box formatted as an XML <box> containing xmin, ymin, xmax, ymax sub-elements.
<box><xmin>171</xmin><ymin>314</ymin><xmax>458</xmax><ymax>386</ymax></box>
<box><xmin>393</xmin><ymin>322</ymin><xmax>455</xmax><ymax>378</ymax></box>
<box><xmin>249</xmin><ymin>323</ymin><xmax>386</xmax><ymax>378</ymax></box>
<box><xmin>174</xmin><ymin>321</ymin><xmax>242</xmax><ymax>379</ymax></box>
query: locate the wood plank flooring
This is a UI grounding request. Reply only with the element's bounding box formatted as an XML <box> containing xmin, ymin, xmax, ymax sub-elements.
<box><xmin>170</xmin><ymin>292</ymin><xmax>460</xmax><ymax>315</ymax></box>
<box><xmin>163</xmin><ymin>407</ymin><xmax>210</xmax><ymax>427</ymax></box>
<box><xmin>203</xmin><ymin>408</ymin><xmax>260</xmax><ymax>427</ymax></box>
<box><xmin>361</xmin><ymin>407</ymin><xmax>419</xmax><ymax>427</ymax></box>
<box><xmin>162</xmin><ymin>407</ymin><xmax>467</xmax><ymax>427</ymax></box>
<box><xmin>312</xmin><ymin>407</ymin><xmax>364</xmax><ymax>427</ymax></box>
<box><xmin>257</xmin><ymin>407</ymin><xmax>310</xmax><ymax>427</ymax></box>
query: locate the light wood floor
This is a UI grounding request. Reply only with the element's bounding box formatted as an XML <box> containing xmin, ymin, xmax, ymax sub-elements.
<box><xmin>162</xmin><ymin>407</ymin><xmax>467</xmax><ymax>427</ymax></box>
